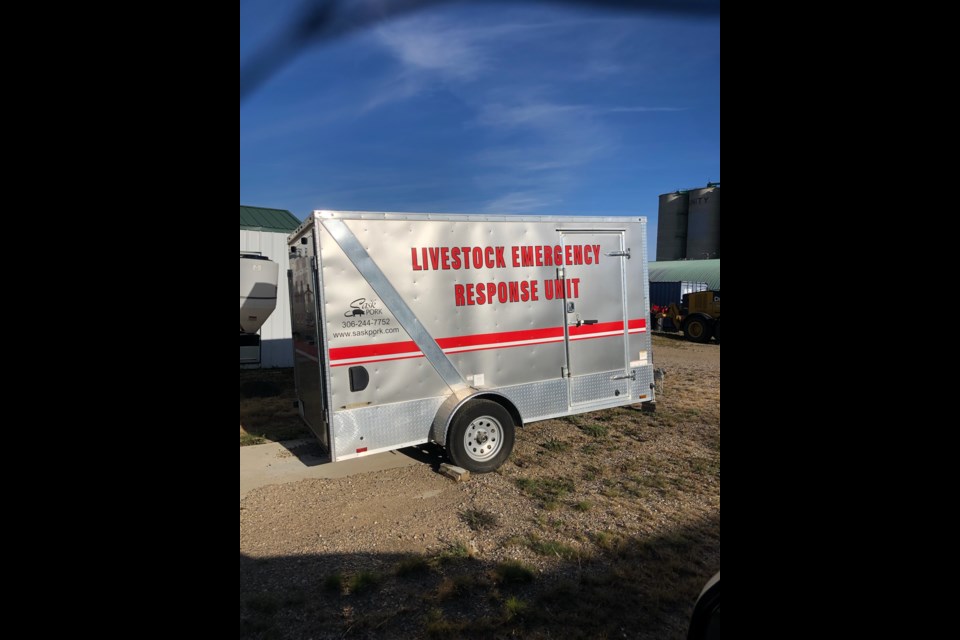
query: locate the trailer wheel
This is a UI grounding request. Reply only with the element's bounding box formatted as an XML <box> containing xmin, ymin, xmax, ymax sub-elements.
<box><xmin>713</xmin><ymin>320</ymin><xmax>720</xmax><ymax>344</ymax></box>
<box><xmin>683</xmin><ymin>317</ymin><xmax>712</xmax><ymax>343</ymax></box>
<box><xmin>447</xmin><ymin>399</ymin><xmax>515</xmax><ymax>473</ymax></box>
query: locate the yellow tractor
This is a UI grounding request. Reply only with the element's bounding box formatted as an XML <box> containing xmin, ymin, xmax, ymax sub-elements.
<box><xmin>666</xmin><ymin>290</ymin><xmax>720</xmax><ymax>344</ymax></box>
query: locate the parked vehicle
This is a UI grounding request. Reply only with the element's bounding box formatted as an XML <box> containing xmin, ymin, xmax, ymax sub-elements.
<box><xmin>662</xmin><ymin>290</ymin><xmax>720</xmax><ymax>344</ymax></box>
<box><xmin>288</xmin><ymin>211</ymin><xmax>655</xmax><ymax>472</ymax></box>
<box><xmin>240</xmin><ymin>253</ymin><xmax>279</xmax><ymax>364</ymax></box>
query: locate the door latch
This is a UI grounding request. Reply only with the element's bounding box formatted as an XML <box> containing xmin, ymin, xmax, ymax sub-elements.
<box><xmin>611</xmin><ymin>371</ymin><xmax>636</xmax><ymax>381</ymax></box>
<box><xmin>605</xmin><ymin>249</ymin><xmax>631</xmax><ymax>259</ymax></box>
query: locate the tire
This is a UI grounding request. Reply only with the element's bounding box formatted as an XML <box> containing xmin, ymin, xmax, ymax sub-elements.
<box><xmin>713</xmin><ymin>320</ymin><xmax>720</xmax><ymax>344</ymax></box>
<box><xmin>446</xmin><ymin>399</ymin><xmax>515</xmax><ymax>473</ymax></box>
<box><xmin>684</xmin><ymin>316</ymin><xmax>712</xmax><ymax>343</ymax></box>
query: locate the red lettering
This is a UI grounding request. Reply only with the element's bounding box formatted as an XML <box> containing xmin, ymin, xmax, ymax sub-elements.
<box><xmin>520</xmin><ymin>280</ymin><xmax>530</xmax><ymax>302</ymax></box>
<box><xmin>451</xmin><ymin>247</ymin><xmax>461</xmax><ymax>270</ymax></box>
<box><xmin>565</xmin><ymin>245</ymin><xmax>573</xmax><ymax>265</ymax></box>
<box><xmin>573</xmin><ymin>245</ymin><xmax>583</xmax><ymax>265</ymax></box>
<box><xmin>508</xmin><ymin>281</ymin><xmax>520</xmax><ymax>302</ymax></box>
<box><xmin>466</xmin><ymin>283</ymin><xmax>475</xmax><ymax>305</ymax></box>
<box><xmin>529</xmin><ymin>279</ymin><xmax>539</xmax><ymax>301</ymax></box>
<box><xmin>411</xmin><ymin>247</ymin><xmax>422</xmax><ymax>270</ymax></box>
<box><xmin>472</xmin><ymin>247</ymin><xmax>483</xmax><ymax>269</ymax></box>
<box><xmin>521</xmin><ymin>246</ymin><xmax>534</xmax><ymax>267</ymax></box>
<box><xmin>454</xmin><ymin>284</ymin><xmax>465</xmax><ymax>306</ymax></box>
<box><xmin>476</xmin><ymin>282</ymin><xmax>486</xmax><ymax>305</ymax></box>
<box><xmin>584</xmin><ymin>246</ymin><xmax>593</xmax><ymax>265</ymax></box>
<box><xmin>569</xmin><ymin>277</ymin><xmax>580</xmax><ymax>298</ymax></box>
<box><xmin>484</xmin><ymin>246</ymin><xmax>495</xmax><ymax>269</ymax></box>
<box><xmin>511</xmin><ymin>246</ymin><xmax>520</xmax><ymax>267</ymax></box>
<box><xmin>535</xmin><ymin>246</ymin><xmax>543</xmax><ymax>266</ymax></box>
<box><xmin>462</xmin><ymin>247</ymin><xmax>471</xmax><ymax>268</ymax></box>
<box><xmin>440</xmin><ymin>247</ymin><xmax>450</xmax><ymax>270</ymax></box>
<box><xmin>495</xmin><ymin>246</ymin><xmax>506</xmax><ymax>268</ymax></box>
<box><xmin>592</xmin><ymin>245</ymin><xmax>600</xmax><ymax>264</ymax></box>
<box><xmin>554</xmin><ymin>245</ymin><xmax>563</xmax><ymax>265</ymax></box>
<box><xmin>429</xmin><ymin>247</ymin><xmax>441</xmax><ymax>270</ymax></box>
<box><xmin>544</xmin><ymin>246</ymin><xmax>553</xmax><ymax>266</ymax></box>
<box><xmin>486</xmin><ymin>282</ymin><xmax>497</xmax><ymax>304</ymax></box>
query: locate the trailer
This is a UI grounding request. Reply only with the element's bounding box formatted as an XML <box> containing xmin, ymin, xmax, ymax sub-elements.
<box><xmin>240</xmin><ymin>253</ymin><xmax>280</xmax><ymax>365</ymax></box>
<box><xmin>287</xmin><ymin>211</ymin><xmax>655</xmax><ymax>472</ymax></box>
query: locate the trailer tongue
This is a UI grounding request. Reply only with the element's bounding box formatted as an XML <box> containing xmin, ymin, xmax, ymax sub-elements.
<box><xmin>288</xmin><ymin>211</ymin><xmax>655</xmax><ymax>472</ymax></box>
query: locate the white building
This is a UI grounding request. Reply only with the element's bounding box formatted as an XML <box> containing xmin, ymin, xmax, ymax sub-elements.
<box><xmin>240</xmin><ymin>206</ymin><xmax>301</xmax><ymax>368</ymax></box>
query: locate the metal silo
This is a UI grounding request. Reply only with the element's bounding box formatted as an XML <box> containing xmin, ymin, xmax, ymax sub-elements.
<box><xmin>686</xmin><ymin>185</ymin><xmax>720</xmax><ymax>260</ymax></box>
<box><xmin>656</xmin><ymin>191</ymin><xmax>689</xmax><ymax>261</ymax></box>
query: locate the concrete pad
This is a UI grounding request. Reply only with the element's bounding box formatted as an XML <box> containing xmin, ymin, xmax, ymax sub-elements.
<box><xmin>240</xmin><ymin>439</ymin><xmax>424</xmax><ymax>499</ymax></box>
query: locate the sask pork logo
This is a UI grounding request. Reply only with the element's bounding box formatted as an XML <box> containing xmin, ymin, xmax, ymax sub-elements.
<box><xmin>344</xmin><ymin>298</ymin><xmax>381</xmax><ymax>317</ymax></box>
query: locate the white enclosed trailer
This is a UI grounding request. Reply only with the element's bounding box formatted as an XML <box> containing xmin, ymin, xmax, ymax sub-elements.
<box><xmin>288</xmin><ymin>211</ymin><xmax>654</xmax><ymax>472</ymax></box>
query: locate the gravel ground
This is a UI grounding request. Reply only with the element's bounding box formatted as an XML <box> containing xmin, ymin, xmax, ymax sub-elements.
<box><xmin>240</xmin><ymin>335</ymin><xmax>720</xmax><ymax>639</ymax></box>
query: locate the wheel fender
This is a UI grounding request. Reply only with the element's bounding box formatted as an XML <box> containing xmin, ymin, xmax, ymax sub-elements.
<box><xmin>431</xmin><ymin>389</ymin><xmax>523</xmax><ymax>446</ymax></box>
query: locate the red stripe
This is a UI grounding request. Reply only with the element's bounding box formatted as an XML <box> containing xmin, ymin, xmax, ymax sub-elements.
<box><xmin>569</xmin><ymin>318</ymin><xmax>645</xmax><ymax>337</ymax></box>
<box><xmin>436</xmin><ymin>326</ymin><xmax>563</xmax><ymax>349</ymax></box>
<box><xmin>329</xmin><ymin>318</ymin><xmax>646</xmax><ymax>364</ymax></box>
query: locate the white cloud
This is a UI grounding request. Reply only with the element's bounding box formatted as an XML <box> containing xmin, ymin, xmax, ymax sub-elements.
<box><xmin>484</xmin><ymin>191</ymin><xmax>560</xmax><ymax>213</ymax></box>
<box><xmin>365</xmin><ymin>11</ymin><xmax>686</xmax><ymax>213</ymax></box>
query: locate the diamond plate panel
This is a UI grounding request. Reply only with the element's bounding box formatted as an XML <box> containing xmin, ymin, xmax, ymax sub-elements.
<box><xmin>571</xmin><ymin>370</ymin><xmax>631</xmax><ymax>405</ymax></box>
<box><xmin>631</xmin><ymin>365</ymin><xmax>655</xmax><ymax>402</ymax></box>
<box><xmin>331</xmin><ymin>396</ymin><xmax>445</xmax><ymax>461</ymax></box>
<box><xmin>497</xmin><ymin>379</ymin><xmax>568</xmax><ymax>422</ymax></box>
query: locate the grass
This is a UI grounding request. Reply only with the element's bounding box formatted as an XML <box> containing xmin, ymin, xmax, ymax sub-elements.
<box><xmin>323</xmin><ymin>573</ymin><xmax>343</xmax><ymax>593</ymax></box>
<box><xmin>396</xmin><ymin>556</ymin><xmax>431</xmax><ymax>577</ymax></box>
<box><xmin>515</xmin><ymin>476</ymin><xmax>576</xmax><ymax>509</ymax></box>
<box><xmin>460</xmin><ymin>508</ymin><xmax>499</xmax><ymax>532</ymax></box>
<box><xmin>593</xmin><ymin>531</ymin><xmax>627</xmax><ymax>554</ymax></box>
<box><xmin>504</xmin><ymin>597</ymin><xmax>528</xmax><ymax>620</ymax></box>
<box><xmin>579</xmin><ymin>422</ymin><xmax>609</xmax><ymax>438</ymax></box>
<box><xmin>581</xmin><ymin>443</ymin><xmax>602</xmax><ymax>455</ymax></box>
<box><xmin>542</xmin><ymin>438</ymin><xmax>571</xmax><ymax>453</ymax></box>
<box><xmin>348</xmin><ymin>571</ymin><xmax>382</xmax><ymax>594</ymax></box>
<box><xmin>435</xmin><ymin>575</ymin><xmax>477</xmax><ymax>600</ymax></box>
<box><xmin>239</xmin><ymin>368</ymin><xmax>311</xmax><ymax>445</ymax></box>
<box><xmin>494</xmin><ymin>561</ymin><xmax>535</xmax><ymax>585</ymax></box>
<box><xmin>439</xmin><ymin>541</ymin><xmax>472</xmax><ymax>563</ymax></box>
<box><xmin>526</xmin><ymin>534</ymin><xmax>581</xmax><ymax>560</ymax></box>
<box><xmin>240</xmin><ymin>337</ymin><xmax>721</xmax><ymax>640</ymax></box>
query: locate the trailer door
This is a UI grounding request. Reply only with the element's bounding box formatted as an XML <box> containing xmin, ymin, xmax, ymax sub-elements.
<box><xmin>558</xmin><ymin>230</ymin><xmax>631</xmax><ymax>406</ymax></box>
<box><xmin>289</xmin><ymin>254</ymin><xmax>330</xmax><ymax>451</ymax></box>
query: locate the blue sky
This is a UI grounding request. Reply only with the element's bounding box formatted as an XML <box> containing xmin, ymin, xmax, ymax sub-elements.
<box><xmin>240</xmin><ymin>1</ymin><xmax>719</xmax><ymax>259</ymax></box>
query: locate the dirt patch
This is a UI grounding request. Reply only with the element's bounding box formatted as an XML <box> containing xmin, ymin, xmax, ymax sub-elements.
<box><xmin>240</xmin><ymin>336</ymin><xmax>719</xmax><ymax>639</ymax></box>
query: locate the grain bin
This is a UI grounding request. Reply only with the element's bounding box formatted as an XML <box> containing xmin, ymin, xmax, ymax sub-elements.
<box><xmin>656</xmin><ymin>191</ymin><xmax>689</xmax><ymax>261</ymax></box>
<box><xmin>686</xmin><ymin>186</ymin><xmax>720</xmax><ymax>259</ymax></box>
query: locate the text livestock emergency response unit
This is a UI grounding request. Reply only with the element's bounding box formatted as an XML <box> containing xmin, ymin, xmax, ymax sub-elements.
<box><xmin>410</xmin><ymin>244</ymin><xmax>602</xmax><ymax>307</ymax></box>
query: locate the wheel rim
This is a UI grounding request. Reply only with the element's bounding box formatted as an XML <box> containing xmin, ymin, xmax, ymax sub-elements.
<box><xmin>463</xmin><ymin>415</ymin><xmax>504</xmax><ymax>462</ymax></box>
<box><xmin>689</xmin><ymin>321</ymin><xmax>704</xmax><ymax>338</ymax></box>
